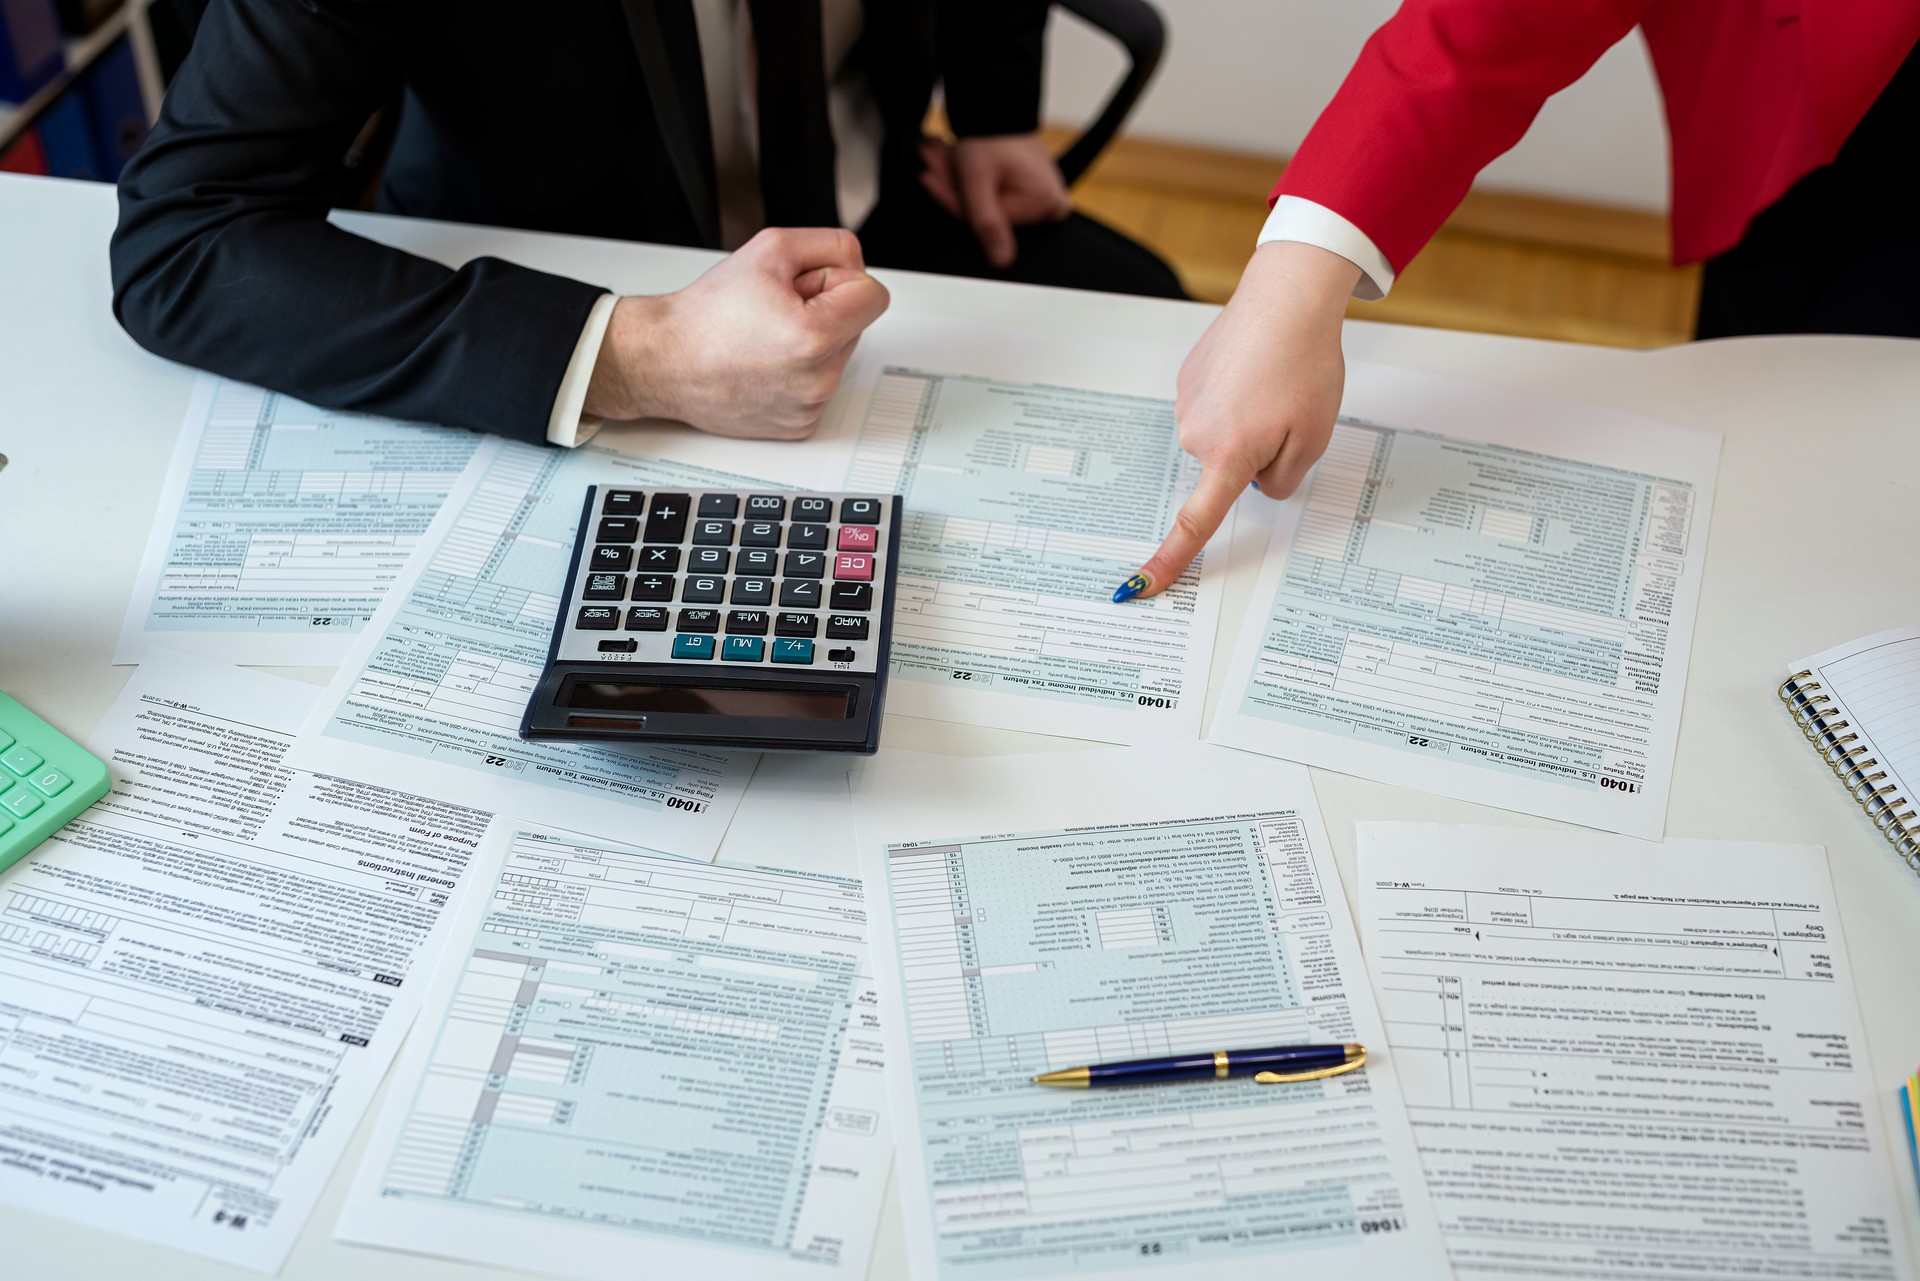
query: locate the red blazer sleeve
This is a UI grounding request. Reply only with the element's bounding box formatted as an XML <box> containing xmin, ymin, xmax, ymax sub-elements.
<box><xmin>1275</xmin><ymin>0</ymin><xmax>1652</xmax><ymax>273</ymax></box>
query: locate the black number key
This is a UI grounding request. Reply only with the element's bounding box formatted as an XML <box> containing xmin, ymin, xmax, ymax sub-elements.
<box><xmin>826</xmin><ymin>614</ymin><xmax>870</xmax><ymax>640</ymax></box>
<box><xmin>840</xmin><ymin>497</ymin><xmax>883</xmax><ymax>523</ymax></box>
<box><xmin>638</xmin><ymin>546</ymin><xmax>681</xmax><ymax>572</ymax></box>
<box><xmin>644</xmin><ymin>493</ymin><xmax>691</xmax><ymax>543</ymax></box>
<box><xmin>741</xmin><ymin>520</ymin><xmax>781</xmax><ymax>547</ymax></box>
<box><xmin>688</xmin><ymin>547</ymin><xmax>730</xmax><ymax>573</ymax></box>
<box><xmin>583</xmin><ymin>573</ymin><xmax>627</xmax><ymax>601</ymax></box>
<box><xmin>682</xmin><ymin>576</ymin><xmax>726</xmax><ymax>604</ymax></box>
<box><xmin>597</xmin><ymin>516</ymin><xmax>639</xmax><ymax>543</ymax></box>
<box><xmin>630</xmin><ymin>575</ymin><xmax>676</xmax><ymax>602</ymax></box>
<box><xmin>577</xmin><ymin>605</ymin><xmax>620</xmax><ymax>630</ymax></box>
<box><xmin>697</xmin><ymin>493</ymin><xmax>740</xmax><ymax>519</ymax></box>
<box><xmin>737</xmin><ymin>548</ymin><xmax>777</xmax><ymax>575</ymax></box>
<box><xmin>678</xmin><ymin>608</ymin><xmax>722</xmax><ymax>633</ymax></box>
<box><xmin>775</xmin><ymin>612</ymin><xmax>819</xmax><ymax>638</ymax></box>
<box><xmin>692</xmin><ymin>519</ymin><xmax>734</xmax><ymax>546</ymax></box>
<box><xmin>745</xmin><ymin>495</ymin><xmax>786</xmax><ymax>519</ymax></box>
<box><xmin>792</xmin><ymin>497</ymin><xmax>832</xmax><ymax>521</ymax></box>
<box><xmin>626</xmin><ymin>606</ymin><xmax>670</xmax><ymax>631</ymax></box>
<box><xmin>787</xmin><ymin>523</ymin><xmax>828</xmax><ymax>550</ymax></box>
<box><xmin>726</xmin><ymin>610</ymin><xmax>770</xmax><ymax>635</ymax></box>
<box><xmin>602</xmin><ymin>490</ymin><xmax>646</xmax><ymax>516</ymax></box>
<box><xmin>783</xmin><ymin>550</ymin><xmax>826</xmax><ymax>578</ymax></box>
<box><xmin>830</xmin><ymin>583</ymin><xmax>873</xmax><ymax>611</ymax></box>
<box><xmin>779</xmin><ymin>579</ymin><xmax>823</xmax><ymax>608</ymax></box>
<box><xmin>591</xmin><ymin>544</ymin><xmax>633</xmax><ymax>571</ymax></box>
<box><xmin>730</xmin><ymin>578</ymin><xmax>774</xmax><ymax>606</ymax></box>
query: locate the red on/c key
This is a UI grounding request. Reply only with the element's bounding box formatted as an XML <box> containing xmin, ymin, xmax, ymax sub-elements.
<box><xmin>834</xmin><ymin>553</ymin><xmax>874</xmax><ymax>582</ymax></box>
<box><xmin>837</xmin><ymin>525</ymin><xmax>878</xmax><ymax>552</ymax></box>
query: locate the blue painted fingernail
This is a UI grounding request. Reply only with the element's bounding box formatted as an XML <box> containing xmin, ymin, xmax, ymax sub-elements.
<box><xmin>1111</xmin><ymin>573</ymin><xmax>1150</xmax><ymax>604</ymax></box>
<box><xmin>1251</xmin><ymin>481</ymin><xmax>1261</xmax><ymax>491</ymax></box>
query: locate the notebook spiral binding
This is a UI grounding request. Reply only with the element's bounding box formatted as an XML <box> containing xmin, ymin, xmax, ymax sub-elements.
<box><xmin>1779</xmin><ymin>671</ymin><xmax>1919</xmax><ymax>871</ymax></box>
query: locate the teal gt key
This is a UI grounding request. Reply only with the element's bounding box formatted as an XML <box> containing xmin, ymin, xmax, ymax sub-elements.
<box><xmin>671</xmin><ymin>634</ymin><xmax>716</xmax><ymax>660</ymax></box>
<box><xmin>0</xmin><ymin>690</ymin><xmax>111</xmax><ymax>874</ymax></box>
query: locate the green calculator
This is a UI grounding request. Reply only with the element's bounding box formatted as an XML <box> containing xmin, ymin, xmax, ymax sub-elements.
<box><xmin>0</xmin><ymin>691</ymin><xmax>111</xmax><ymax>874</ymax></box>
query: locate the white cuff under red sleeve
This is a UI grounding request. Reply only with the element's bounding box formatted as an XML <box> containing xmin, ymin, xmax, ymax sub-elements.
<box><xmin>1256</xmin><ymin>195</ymin><xmax>1397</xmax><ymax>301</ymax></box>
<box><xmin>546</xmin><ymin>293</ymin><xmax>620</xmax><ymax>447</ymax></box>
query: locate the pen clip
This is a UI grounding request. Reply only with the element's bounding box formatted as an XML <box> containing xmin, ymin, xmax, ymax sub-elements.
<box><xmin>1253</xmin><ymin>1047</ymin><xmax>1367</xmax><ymax>1084</ymax></box>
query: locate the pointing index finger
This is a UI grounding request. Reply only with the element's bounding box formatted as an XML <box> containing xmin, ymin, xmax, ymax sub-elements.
<box><xmin>1117</xmin><ymin>464</ymin><xmax>1248</xmax><ymax>601</ymax></box>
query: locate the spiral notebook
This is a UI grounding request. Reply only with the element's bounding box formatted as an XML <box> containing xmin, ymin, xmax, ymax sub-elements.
<box><xmin>1779</xmin><ymin>626</ymin><xmax>1920</xmax><ymax>875</ymax></box>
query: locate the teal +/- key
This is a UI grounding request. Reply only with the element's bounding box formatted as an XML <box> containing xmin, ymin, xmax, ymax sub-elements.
<box><xmin>0</xmin><ymin>690</ymin><xmax>111</xmax><ymax>874</ymax></box>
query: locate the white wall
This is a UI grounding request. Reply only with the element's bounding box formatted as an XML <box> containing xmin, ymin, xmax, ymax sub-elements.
<box><xmin>1043</xmin><ymin>0</ymin><xmax>1672</xmax><ymax>211</ymax></box>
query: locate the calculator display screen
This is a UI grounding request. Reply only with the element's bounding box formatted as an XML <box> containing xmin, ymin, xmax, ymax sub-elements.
<box><xmin>558</xmin><ymin>678</ymin><xmax>852</xmax><ymax>721</ymax></box>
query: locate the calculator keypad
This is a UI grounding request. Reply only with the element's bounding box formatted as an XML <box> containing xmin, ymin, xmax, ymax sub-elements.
<box><xmin>557</xmin><ymin>488</ymin><xmax>891</xmax><ymax>674</ymax></box>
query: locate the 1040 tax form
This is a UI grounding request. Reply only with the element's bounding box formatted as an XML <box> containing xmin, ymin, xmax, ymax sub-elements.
<box><xmin>338</xmin><ymin>823</ymin><xmax>894</xmax><ymax>1281</ymax></box>
<box><xmin>1212</xmin><ymin>363</ymin><xmax>1720</xmax><ymax>838</ymax></box>
<box><xmin>290</xmin><ymin>439</ymin><xmax>759</xmax><ymax>860</ymax></box>
<box><xmin>593</xmin><ymin>311</ymin><xmax>1233</xmax><ymax>746</ymax></box>
<box><xmin>116</xmin><ymin>375</ymin><xmax>482</xmax><ymax>666</ymax></box>
<box><xmin>1359</xmin><ymin>822</ymin><xmax>1915</xmax><ymax>1280</ymax></box>
<box><xmin>855</xmin><ymin>745</ymin><xmax>1449</xmax><ymax>1281</ymax></box>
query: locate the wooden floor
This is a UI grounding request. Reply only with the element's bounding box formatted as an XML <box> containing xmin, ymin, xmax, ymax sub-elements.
<box><xmin>1045</xmin><ymin>128</ymin><xmax>1701</xmax><ymax>348</ymax></box>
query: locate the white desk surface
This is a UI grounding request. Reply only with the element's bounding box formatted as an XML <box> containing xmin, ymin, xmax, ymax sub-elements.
<box><xmin>2</xmin><ymin>171</ymin><xmax>1917</xmax><ymax>1279</ymax></box>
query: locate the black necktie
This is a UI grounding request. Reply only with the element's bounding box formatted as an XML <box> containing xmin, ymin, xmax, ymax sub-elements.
<box><xmin>749</xmin><ymin>0</ymin><xmax>841</xmax><ymax>228</ymax></box>
<box><xmin>620</xmin><ymin>0</ymin><xmax>723</xmax><ymax>248</ymax></box>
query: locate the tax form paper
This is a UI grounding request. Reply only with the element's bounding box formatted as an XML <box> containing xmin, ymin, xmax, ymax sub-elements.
<box><xmin>290</xmin><ymin>440</ymin><xmax>760</xmax><ymax>859</ymax></box>
<box><xmin>1359</xmin><ymin>823</ymin><xmax>1916</xmax><ymax>1280</ymax></box>
<box><xmin>1213</xmin><ymin>363</ymin><xmax>1720</xmax><ymax>838</ymax></box>
<box><xmin>0</xmin><ymin>651</ymin><xmax>491</xmax><ymax>1271</ymax></box>
<box><xmin>116</xmin><ymin>374</ymin><xmax>482</xmax><ymax>665</ymax></box>
<box><xmin>594</xmin><ymin>310</ymin><xmax>1233</xmax><ymax>746</ymax></box>
<box><xmin>855</xmin><ymin>745</ymin><xmax>1449</xmax><ymax>1281</ymax></box>
<box><xmin>337</xmin><ymin>821</ymin><xmax>894</xmax><ymax>1280</ymax></box>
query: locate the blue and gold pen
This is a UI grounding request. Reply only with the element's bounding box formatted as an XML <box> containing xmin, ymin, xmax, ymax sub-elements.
<box><xmin>1032</xmin><ymin>1042</ymin><xmax>1366</xmax><ymax>1087</ymax></box>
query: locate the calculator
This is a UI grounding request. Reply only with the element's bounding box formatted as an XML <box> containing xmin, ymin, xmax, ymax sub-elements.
<box><xmin>0</xmin><ymin>690</ymin><xmax>112</xmax><ymax>875</ymax></box>
<box><xmin>521</xmin><ymin>486</ymin><xmax>903</xmax><ymax>753</ymax></box>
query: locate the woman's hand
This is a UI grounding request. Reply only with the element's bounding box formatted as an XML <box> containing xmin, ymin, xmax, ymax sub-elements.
<box><xmin>1114</xmin><ymin>239</ymin><xmax>1359</xmax><ymax>601</ymax></box>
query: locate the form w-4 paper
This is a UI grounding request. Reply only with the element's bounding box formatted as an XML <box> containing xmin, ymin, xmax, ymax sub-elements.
<box><xmin>0</xmin><ymin>650</ymin><xmax>492</xmax><ymax>1272</ymax></box>
<box><xmin>855</xmin><ymin>744</ymin><xmax>1449</xmax><ymax>1281</ymax></box>
<box><xmin>1359</xmin><ymin>822</ymin><xmax>1916</xmax><ymax>1279</ymax></box>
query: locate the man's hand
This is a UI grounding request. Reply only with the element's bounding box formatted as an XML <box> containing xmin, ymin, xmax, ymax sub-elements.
<box><xmin>1114</xmin><ymin>240</ymin><xmax>1360</xmax><ymax>602</ymax></box>
<box><xmin>918</xmin><ymin>134</ymin><xmax>1072</xmax><ymax>269</ymax></box>
<box><xmin>585</xmin><ymin>227</ymin><xmax>890</xmax><ymax>438</ymax></box>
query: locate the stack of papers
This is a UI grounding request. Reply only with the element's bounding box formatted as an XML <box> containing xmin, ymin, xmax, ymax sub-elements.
<box><xmin>7</xmin><ymin>310</ymin><xmax>1913</xmax><ymax>1280</ymax></box>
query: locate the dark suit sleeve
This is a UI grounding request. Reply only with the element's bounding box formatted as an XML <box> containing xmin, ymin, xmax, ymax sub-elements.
<box><xmin>110</xmin><ymin>0</ymin><xmax>609</xmax><ymax>443</ymax></box>
<box><xmin>937</xmin><ymin>0</ymin><xmax>1046</xmax><ymax>137</ymax></box>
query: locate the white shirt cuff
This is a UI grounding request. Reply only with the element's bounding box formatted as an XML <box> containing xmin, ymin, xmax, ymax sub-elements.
<box><xmin>547</xmin><ymin>293</ymin><xmax>620</xmax><ymax>447</ymax></box>
<box><xmin>1256</xmin><ymin>196</ymin><xmax>1396</xmax><ymax>301</ymax></box>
